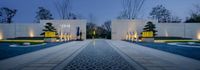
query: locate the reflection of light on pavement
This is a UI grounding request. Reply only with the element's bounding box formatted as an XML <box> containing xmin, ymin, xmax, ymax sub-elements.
<box><xmin>93</xmin><ymin>39</ymin><xmax>96</xmax><ymax>46</ymax></box>
<box><xmin>165</xmin><ymin>29</ymin><xmax>168</xmax><ymax>37</ymax></box>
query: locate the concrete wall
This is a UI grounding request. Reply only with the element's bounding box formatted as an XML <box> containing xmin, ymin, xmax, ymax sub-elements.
<box><xmin>40</xmin><ymin>20</ymin><xmax>87</xmax><ymax>40</ymax></box>
<box><xmin>112</xmin><ymin>20</ymin><xmax>157</xmax><ymax>40</ymax></box>
<box><xmin>112</xmin><ymin>20</ymin><xmax>200</xmax><ymax>40</ymax></box>
<box><xmin>0</xmin><ymin>20</ymin><xmax>87</xmax><ymax>40</ymax></box>
<box><xmin>156</xmin><ymin>23</ymin><xmax>200</xmax><ymax>39</ymax></box>
<box><xmin>0</xmin><ymin>23</ymin><xmax>42</xmax><ymax>39</ymax></box>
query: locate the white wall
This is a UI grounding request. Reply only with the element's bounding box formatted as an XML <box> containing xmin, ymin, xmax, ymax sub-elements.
<box><xmin>0</xmin><ymin>23</ymin><xmax>42</xmax><ymax>39</ymax></box>
<box><xmin>40</xmin><ymin>20</ymin><xmax>87</xmax><ymax>40</ymax></box>
<box><xmin>112</xmin><ymin>20</ymin><xmax>200</xmax><ymax>40</ymax></box>
<box><xmin>112</xmin><ymin>20</ymin><xmax>157</xmax><ymax>40</ymax></box>
<box><xmin>0</xmin><ymin>20</ymin><xmax>87</xmax><ymax>40</ymax></box>
<box><xmin>156</xmin><ymin>23</ymin><xmax>200</xmax><ymax>39</ymax></box>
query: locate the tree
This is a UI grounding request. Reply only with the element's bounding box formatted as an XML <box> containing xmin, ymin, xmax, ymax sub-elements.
<box><xmin>54</xmin><ymin>0</ymin><xmax>82</xmax><ymax>20</ymax></box>
<box><xmin>40</xmin><ymin>22</ymin><xmax>58</xmax><ymax>36</ymax></box>
<box><xmin>142</xmin><ymin>21</ymin><xmax>157</xmax><ymax>37</ymax></box>
<box><xmin>185</xmin><ymin>4</ymin><xmax>200</xmax><ymax>23</ymax></box>
<box><xmin>35</xmin><ymin>7</ymin><xmax>53</xmax><ymax>23</ymax></box>
<box><xmin>67</xmin><ymin>12</ymin><xmax>83</xmax><ymax>19</ymax></box>
<box><xmin>101</xmin><ymin>20</ymin><xmax>111</xmax><ymax>39</ymax></box>
<box><xmin>102</xmin><ymin>20</ymin><xmax>111</xmax><ymax>32</ymax></box>
<box><xmin>54</xmin><ymin>0</ymin><xmax>71</xmax><ymax>19</ymax></box>
<box><xmin>150</xmin><ymin>5</ymin><xmax>182</xmax><ymax>23</ymax></box>
<box><xmin>118</xmin><ymin>0</ymin><xmax>145</xmax><ymax>19</ymax></box>
<box><xmin>86</xmin><ymin>21</ymin><xmax>96</xmax><ymax>39</ymax></box>
<box><xmin>0</xmin><ymin>7</ymin><xmax>17</xmax><ymax>23</ymax></box>
<box><xmin>150</xmin><ymin>5</ymin><xmax>171</xmax><ymax>23</ymax></box>
<box><xmin>86</xmin><ymin>14</ymin><xmax>97</xmax><ymax>39</ymax></box>
<box><xmin>96</xmin><ymin>26</ymin><xmax>107</xmax><ymax>38</ymax></box>
<box><xmin>86</xmin><ymin>22</ymin><xmax>96</xmax><ymax>39</ymax></box>
<box><xmin>170</xmin><ymin>16</ymin><xmax>182</xmax><ymax>23</ymax></box>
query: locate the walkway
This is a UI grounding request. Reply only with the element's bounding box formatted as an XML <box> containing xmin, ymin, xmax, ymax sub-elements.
<box><xmin>63</xmin><ymin>40</ymin><xmax>137</xmax><ymax>70</ymax></box>
<box><xmin>0</xmin><ymin>39</ymin><xmax>200</xmax><ymax>70</ymax></box>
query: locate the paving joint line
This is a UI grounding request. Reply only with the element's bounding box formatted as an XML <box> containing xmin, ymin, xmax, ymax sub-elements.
<box><xmin>52</xmin><ymin>40</ymin><xmax>91</xmax><ymax>70</ymax></box>
<box><xmin>12</xmin><ymin>42</ymin><xmax>79</xmax><ymax>70</ymax></box>
<box><xmin>106</xmin><ymin>40</ymin><xmax>147</xmax><ymax>70</ymax></box>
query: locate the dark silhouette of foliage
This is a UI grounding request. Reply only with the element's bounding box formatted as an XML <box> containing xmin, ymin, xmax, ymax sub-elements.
<box><xmin>35</xmin><ymin>7</ymin><xmax>53</xmax><ymax>23</ymax></box>
<box><xmin>86</xmin><ymin>22</ymin><xmax>96</xmax><ymax>39</ymax></box>
<box><xmin>185</xmin><ymin>4</ymin><xmax>200</xmax><ymax>23</ymax></box>
<box><xmin>54</xmin><ymin>0</ymin><xmax>83</xmax><ymax>20</ymax></box>
<box><xmin>150</xmin><ymin>5</ymin><xmax>171</xmax><ymax>23</ymax></box>
<box><xmin>142</xmin><ymin>21</ymin><xmax>157</xmax><ymax>37</ymax></box>
<box><xmin>118</xmin><ymin>0</ymin><xmax>145</xmax><ymax>19</ymax></box>
<box><xmin>150</xmin><ymin>5</ymin><xmax>181</xmax><ymax>23</ymax></box>
<box><xmin>101</xmin><ymin>20</ymin><xmax>111</xmax><ymax>39</ymax></box>
<box><xmin>0</xmin><ymin>7</ymin><xmax>17</xmax><ymax>23</ymax></box>
<box><xmin>40</xmin><ymin>22</ymin><xmax>58</xmax><ymax>36</ymax></box>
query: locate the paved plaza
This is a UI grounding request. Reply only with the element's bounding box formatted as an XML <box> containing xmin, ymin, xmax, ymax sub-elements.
<box><xmin>0</xmin><ymin>39</ymin><xmax>200</xmax><ymax>70</ymax></box>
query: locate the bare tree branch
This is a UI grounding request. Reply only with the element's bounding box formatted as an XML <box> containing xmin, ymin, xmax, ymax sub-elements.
<box><xmin>119</xmin><ymin>0</ymin><xmax>145</xmax><ymax>19</ymax></box>
<box><xmin>54</xmin><ymin>0</ymin><xmax>71</xmax><ymax>19</ymax></box>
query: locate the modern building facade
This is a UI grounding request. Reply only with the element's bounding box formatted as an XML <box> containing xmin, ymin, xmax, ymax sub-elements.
<box><xmin>112</xmin><ymin>20</ymin><xmax>200</xmax><ymax>40</ymax></box>
<box><xmin>0</xmin><ymin>20</ymin><xmax>87</xmax><ymax>40</ymax></box>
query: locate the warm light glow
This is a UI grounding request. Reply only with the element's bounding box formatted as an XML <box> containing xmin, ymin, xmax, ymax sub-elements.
<box><xmin>29</xmin><ymin>29</ymin><xmax>34</xmax><ymax>37</ymax></box>
<box><xmin>134</xmin><ymin>31</ymin><xmax>138</xmax><ymax>38</ymax></box>
<box><xmin>0</xmin><ymin>32</ymin><xmax>3</xmax><ymax>40</ymax></box>
<box><xmin>66</xmin><ymin>34</ymin><xmax>71</xmax><ymax>41</ymax></box>
<box><xmin>165</xmin><ymin>29</ymin><xmax>169</xmax><ymax>37</ymax></box>
<box><xmin>128</xmin><ymin>34</ymin><xmax>131</xmax><ymax>40</ymax></box>
<box><xmin>198</xmin><ymin>32</ymin><xmax>200</xmax><ymax>40</ymax></box>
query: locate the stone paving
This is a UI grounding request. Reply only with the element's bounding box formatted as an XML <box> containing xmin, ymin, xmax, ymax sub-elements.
<box><xmin>0</xmin><ymin>41</ymin><xmax>91</xmax><ymax>70</ymax></box>
<box><xmin>64</xmin><ymin>40</ymin><xmax>136</xmax><ymax>70</ymax></box>
<box><xmin>107</xmin><ymin>40</ymin><xmax>200</xmax><ymax>70</ymax></box>
<box><xmin>1</xmin><ymin>39</ymin><xmax>200</xmax><ymax>70</ymax></box>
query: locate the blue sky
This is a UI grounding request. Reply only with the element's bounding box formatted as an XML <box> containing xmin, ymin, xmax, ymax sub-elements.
<box><xmin>0</xmin><ymin>0</ymin><xmax>200</xmax><ymax>24</ymax></box>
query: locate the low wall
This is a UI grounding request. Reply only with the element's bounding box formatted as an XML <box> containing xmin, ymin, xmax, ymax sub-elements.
<box><xmin>111</xmin><ymin>20</ymin><xmax>200</xmax><ymax>40</ymax></box>
<box><xmin>0</xmin><ymin>20</ymin><xmax>87</xmax><ymax>40</ymax></box>
<box><xmin>0</xmin><ymin>23</ymin><xmax>42</xmax><ymax>39</ymax></box>
<box><xmin>40</xmin><ymin>20</ymin><xmax>87</xmax><ymax>40</ymax></box>
<box><xmin>156</xmin><ymin>23</ymin><xmax>200</xmax><ymax>39</ymax></box>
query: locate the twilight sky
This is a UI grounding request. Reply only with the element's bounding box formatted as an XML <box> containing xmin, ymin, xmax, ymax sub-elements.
<box><xmin>0</xmin><ymin>0</ymin><xmax>200</xmax><ymax>25</ymax></box>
